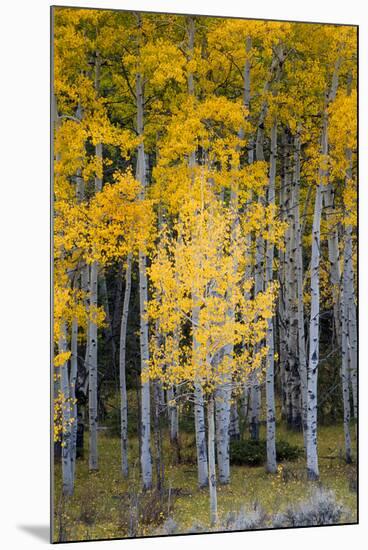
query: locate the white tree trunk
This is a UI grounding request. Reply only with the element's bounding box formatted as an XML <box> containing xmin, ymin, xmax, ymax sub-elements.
<box><xmin>136</xmin><ymin>62</ymin><xmax>152</xmax><ymax>489</ymax></box>
<box><xmin>192</xmin><ymin>304</ymin><xmax>209</xmax><ymax>488</ymax></box>
<box><xmin>249</xmin><ymin>214</ymin><xmax>264</xmax><ymax>441</ymax></box>
<box><xmin>88</xmin><ymin>257</ymin><xmax>99</xmax><ymax>471</ymax></box>
<box><xmin>345</xmin><ymin>224</ymin><xmax>357</xmax><ymax>424</ymax></box>
<box><xmin>265</xmin><ymin>121</ymin><xmax>277</xmax><ymax>473</ymax></box>
<box><xmin>306</xmin><ymin>179</ymin><xmax>323</xmax><ymax>480</ymax></box>
<box><xmin>59</xmin><ymin>322</ymin><xmax>73</xmax><ymax>496</ymax></box>
<box><xmin>167</xmin><ymin>386</ymin><xmax>179</xmax><ymax>448</ymax></box>
<box><xmin>70</xmin><ymin>316</ymin><xmax>78</xmax><ymax>481</ymax></box>
<box><xmin>87</xmin><ymin>53</ymin><xmax>103</xmax><ymax>471</ymax></box>
<box><xmin>187</xmin><ymin>16</ymin><xmax>208</xmax><ymax>488</ymax></box>
<box><xmin>344</xmin><ymin>120</ymin><xmax>357</xmax><ymax>430</ymax></box>
<box><xmin>216</xmin><ymin>179</ymin><xmax>238</xmax><ymax>484</ymax></box>
<box><xmin>323</xmin><ymin>183</ymin><xmax>341</xmax><ymax>346</ymax></box>
<box><xmin>284</xmin><ymin>132</ymin><xmax>301</xmax><ymax>430</ymax></box>
<box><xmin>207</xmin><ymin>394</ymin><xmax>218</xmax><ymax>527</ymax></box>
<box><xmin>278</xmin><ymin>155</ymin><xmax>288</xmax><ymax>423</ymax></box>
<box><xmin>306</xmin><ymin>59</ymin><xmax>340</xmax><ymax>480</ymax></box>
<box><xmin>294</xmin><ymin>130</ymin><xmax>308</xmax><ymax>442</ymax></box>
<box><xmin>341</xmin><ymin>236</ymin><xmax>352</xmax><ymax>463</ymax></box>
<box><xmin>215</xmin><ymin>382</ymin><xmax>231</xmax><ymax>484</ymax></box>
<box><xmin>119</xmin><ymin>253</ymin><xmax>132</xmax><ymax>477</ymax></box>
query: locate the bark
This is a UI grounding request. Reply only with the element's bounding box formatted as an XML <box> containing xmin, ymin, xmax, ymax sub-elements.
<box><xmin>167</xmin><ymin>385</ymin><xmax>180</xmax><ymax>463</ymax></box>
<box><xmin>242</xmin><ymin>36</ymin><xmax>253</xmax><ymax>432</ymax></box>
<box><xmin>187</xmin><ymin>16</ymin><xmax>208</xmax><ymax>488</ymax></box>
<box><xmin>136</xmin><ymin>49</ymin><xmax>152</xmax><ymax>488</ymax></box>
<box><xmin>294</xmin><ymin>129</ymin><xmax>308</xmax><ymax>442</ymax></box>
<box><xmin>70</xmin><ymin>317</ymin><xmax>78</xmax><ymax>481</ymax></box>
<box><xmin>265</xmin><ymin>121</ymin><xmax>277</xmax><ymax>473</ymax></box>
<box><xmin>243</xmin><ymin>384</ymin><xmax>250</xmax><ymax>425</ymax></box>
<box><xmin>100</xmin><ymin>272</ymin><xmax>117</xmax><ymax>377</ymax></box>
<box><xmin>306</xmin><ymin>179</ymin><xmax>323</xmax><ymax>480</ymax></box>
<box><xmin>278</xmin><ymin>152</ymin><xmax>288</xmax><ymax>423</ymax></box>
<box><xmin>215</xmin><ymin>383</ymin><xmax>231</xmax><ymax>483</ymax></box>
<box><xmin>207</xmin><ymin>394</ymin><xmax>218</xmax><ymax>526</ymax></box>
<box><xmin>193</xmin><ymin>305</ymin><xmax>209</xmax><ymax>487</ymax></box>
<box><xmin>229</xmin><ymin>401</ymin><xmax>240</xmax><ymax>441</ymax></box>
<box><xmin>87</xmin><ymin>52</ymin><xmax>103</xmax><ymax>471</ymax></box>
<box><xmin>249</xmin><ymin>211</ymin><xmax>264</xmax><ymax>441</ymax></box>
<box><xmin>322</xmin><ymin>59</ymin><xmax>343</xmax><ymax>347</ymax></box>
<box><xmin>59</xmin><ymin>322</ymin><xmax>73</xmax><ymax>496</ymax></box>
<box><xmin>153</xmin><ymin>381</ymin><xmax>164</xmax><ymax>492</ymax></box>
<box><xmin>345</xmin><ymin>224</ymin><xmax>357</xmax><ymax>424</ymax></box>
<box><xmin>284</xmin><ymin>131</ymin><xmax>301</xmax><ymax>430</ymax></box>
<box><xmin>322</xmin><ymin>183</ymin><xmax>341</xmax><ymax>347</ymax></box>
<box><xmin>306</xmin><ymin>58</ymin><xmax>341</xmax><ymax>481</ymax></box>
<box><xmin>249</xmin><ymin>53</ymin><xmax>282</xmax><ymax>439</ymax></box>
<box><xmin>119</xmin><ymin>253</ymin><xmax>132</xmax><ymax>477</ymax></box>
<box><xmin>88</xmin><ymin>257</ymin><xmax>99</xmax><ymax>471</ymax></box>
<box><xmin>216</xmin><ymin>178</ymin><xmax>238</xmax><ymax>484</ymax></box>
<box><xmin>344</xmin><ymin>153</ymin><xmax>357</xmax><ymax>427</ymax></box>
<box><xmin>341</xmin><ymin>234</ymin><xmax>352</xmax><ymax>463</ymax></box>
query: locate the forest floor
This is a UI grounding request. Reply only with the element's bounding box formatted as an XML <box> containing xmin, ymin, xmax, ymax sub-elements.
<box><xmin>53</xmin><ymin>420</ymin><xmax>357</xmax><ymax>542</ymax></box>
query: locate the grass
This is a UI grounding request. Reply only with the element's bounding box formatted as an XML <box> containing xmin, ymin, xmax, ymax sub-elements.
<box><xmin>53</xmin><ymin>419</ymin><xmax>357</xmax><ymax>542</ymax></box>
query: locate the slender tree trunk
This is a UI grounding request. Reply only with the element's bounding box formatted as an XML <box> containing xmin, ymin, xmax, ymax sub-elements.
<box><xmin>100</xmin><ymin>272</ymin><xmax>117</xmax><ymax>376</ymax></box>
<box><xmin>243</xmin><ymin>384</ymin><xmax>250</xmax><ymax>425</ymax></box>
<box><xmin>284</xmin><ymin>131</ymin><xmax>301</xmax><ymax>430</ymax></box>
<box><xmin>341</xmin><ymin>236</ymin><xmax>352</xmax><ymax>463</ymax></box>
<box><xmin>294</xmin><ymin>129</ymin><xmax>308</xmax><ymax>444</ymax></box>
<box><xmin>344</xmin><ymin>151</ymin><xmax>357</xmax><ymax>428</ymax></box>
<box><xmin>88</xmin><ymin>257</ymin><xmax>99</xmax><ymax>471</ymax></box>
<box><xmin>87</xmin><ymin>52</ymin><xmax>103</xmax><ymax>471</ymax></box>
<box><xmin>345</xmin><ymin>223</ymin><xmax>357</xmax><ymax>424</ymax></box>
<box><xmin>193</xmin><ymin>305</ymin><xmax>209</xmax><ymax>487</ymax></box>
<box><xmin>207</xmin><ymin>394</ymin><xmax>218</xmax><ymax>526</ymax></box>
<box><xmin>242</xmin><ymin>36</ymin><xmax>253</xmax><ymax>433</ymax></box>
<box><xmin>187</xmin><ymin>16</ymin><xmax>208</xmax><ymax>488</ymax></box>
<box><xmin>323</xmin><ymin>183</ymin><xmax>341</xmax><ymax>347</ymax></box>
<box><xmin>70</xmin><ymin>316</ymin><xmax>78</xmax><ymax>481</ymax></box>
<box><xmin>215</xmin><ymin>382</ymin><xmax>230</xmax><ymax>484</ymax></box>
<box><xmin>229</xmin><ymin>401</ymin><xmax>240</xmax><ymax>441</ymax></box>
<box><xmin>265</xmin><ymin>121</ymin><xmax>277</xmax><ymax>473</ymax></box>
<box><xmin>306</xmin><ymin>179</ymin><xmax>323</xmax><ymax>480</ymax></box>
<box><xmin>167</xmin><ymin>385</ymin><xmax>180</xmax><ymax>463</ymax></box>
<box><xmin>249</xmin><ymin>59</ymin><xmax>277</xmax><ymax>440</ymax></box>
<box><xmin>153</xmin><ymin>380</ymin><xmax>164</xmax><ymax>492</ymax></box>
<box><xmin>216</xmin><ymin>178</ymin><xmax>239</xmax><ymax>484</ymax></box>
<box><xmin>306</xmin><ymin>58</ymin><xmax>340</xmax><ymax>481</ymax></box>
<box><xmin>135</xmin><ymin>31</ymin><xmax>153</xmax><ymax>487</ymax></box>
<box><xmin>119</xmin><ymin>253</ymin><xmax>132</xmax><ymax>477</ymax></box>
<box><xmin>249</xmin><ymin>214</ymin><xmax>264</xmax><ymax>441</ymax></box>
<box><xmin>59</xmin><ymin>322</ymin><xmax>73</xmax><ymax>495</ymax></box>
<box><xmin>81</xmin><ymin>264</ymin><xmax>90</xmax><ymax>394</ymax></box>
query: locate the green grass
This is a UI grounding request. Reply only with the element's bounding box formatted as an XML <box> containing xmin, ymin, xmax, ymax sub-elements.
<box><xmin>53</xmin><ymin>421</ymin><xmax>357</xmax><ymax>542</ymax></box>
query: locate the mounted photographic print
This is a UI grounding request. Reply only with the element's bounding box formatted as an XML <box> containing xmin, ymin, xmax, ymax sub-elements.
<box><xmin>51</xmin><ymin>5</ymin><xmax>358</xmax><ymax>543</ymax></box>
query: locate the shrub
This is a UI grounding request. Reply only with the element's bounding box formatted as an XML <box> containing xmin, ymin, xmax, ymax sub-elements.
<box><xmin>276</xmin><ymin>440</ymin><xmax>303</xmax><ymax>461</ymax></box>
<box><xmin>117</xmin><ymin>488</ymin><xmax>175</xmax><ymax>537</ymax></box>
<box><xmin>230</xmin><ymin>439</ymin><xmax>265</xmax><ymax>466</ymax></box>
<box><xmin>187</xmin><ymin>522</ymin><xmax>205</xmax><ymax>534</ymax></box>
<box><xmin>222</xmin><ymin>503</ymin><xmax>267</xmax><ymax>531</ymax></box>
<box><xmin>230</xmin><ymin>439</ymin><xmax>302</xmax><ymax>466</ymax></box>
<box><xmin>274</xmin><ymin>489</ymin><xmax>346</xmax><ymax>527</ymax></box>
<box><xmin>178</xmin><ymin>437</ymin><xmax>197</xmax><ymax>465</ymax></box>
<box><xmin>155</xmin><ymin>517</ymin><xmax>180</xmax><ymax>535</ymax></box>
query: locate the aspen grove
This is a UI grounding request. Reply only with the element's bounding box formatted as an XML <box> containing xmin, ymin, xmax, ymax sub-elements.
<box><xmin>52</xmin><ymin>7</ymin><xmax>357</xmax><ymax>541</ymax></box>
